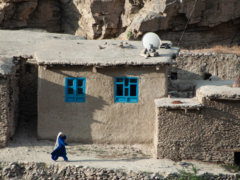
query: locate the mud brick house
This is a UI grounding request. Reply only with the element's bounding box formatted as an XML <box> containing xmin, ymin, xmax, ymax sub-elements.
<box><xmin>34</xmin><ymin>39</ymin><xmax>179</xmax><ymax>144</ymax></box>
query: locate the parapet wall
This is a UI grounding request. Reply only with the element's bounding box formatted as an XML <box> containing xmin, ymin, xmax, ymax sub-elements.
<box><xmin>155</xmin><ymin>97</ymin><xmax>240</xmax><ymax>163</ymax></box>
<box><xmin>172</xmin><ymin>51</ymin><xmax>240</xmax><ymax>80</ymax></box>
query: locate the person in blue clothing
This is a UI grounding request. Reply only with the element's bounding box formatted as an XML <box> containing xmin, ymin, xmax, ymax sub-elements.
<box><xmin>51</xmin><ymin>132</ymin><xmax>69</xmax><ymax>161</ymax></box>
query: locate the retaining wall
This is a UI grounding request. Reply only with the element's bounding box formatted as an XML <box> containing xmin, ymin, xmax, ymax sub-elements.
<box><xmin>168</xmin><ymin>51</ymin><xmax>240</xmax><ymax>98</ymax></box>
<box><xmin>0</xmin><ymin>162</ymin><xmax>239</xmax><ymax>180</ymax></box>
<box><xmin>173</xmin><ymin>51</ymin><xmax>240</xmax><ymax>80</ymax></box>
<box><xmin>156</xmin><ymin>98</ymin><xmax>240</xmax><ymax>163</ymax></box>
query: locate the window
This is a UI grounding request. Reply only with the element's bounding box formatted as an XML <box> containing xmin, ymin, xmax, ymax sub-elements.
<box><xmin>65</xmin><ymin>77</ymin><xmax>86</xmax><ymax>102</ymax></box>
<box><xmin>115</xmin><ymin>77</ymin><xmax>138</xmax><ymax>103</ymax></box>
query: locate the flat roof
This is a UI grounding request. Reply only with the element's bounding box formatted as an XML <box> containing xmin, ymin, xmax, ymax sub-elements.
<box><xmin>0</xmin><ymin>30</ymin><xmax>179</xmax><ymax>67</ymax></box>
<box><xmin>35</xmin><ymin>40</ymin><xmax>179</xmax><ymax>66</ymax></box>
<box><xmin>0</xmin><ymin>30</ymin><xmax>85</xmax><ymax>58</ymax></box>
<box><xmin>155</xmin><ymin>80</ymin><xmax>240</xmax><ymax>108</ymax></box>
<box><xmin>196</xmin><ymin>80</ymin><xmax>240</xmax><ymax>100</ymax></box>
<box><xmin>155</xmin><ymin>98</ymin><xmax>202</xmax><ymax>109</ymax></box>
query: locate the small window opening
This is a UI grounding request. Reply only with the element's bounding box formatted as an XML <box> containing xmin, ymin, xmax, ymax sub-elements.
<box><xmin>25</xmin><ymin>64</ymin><xmax>32</xmax><ymax>73</ymax></box>
<box><xmin>116</xmin><ymin>78</ymin><xmax>123</xmax><ymax>82</ymax></box>
<box><xmin>68</xmin><ymin>88</ymin><xmax>73</xmax><ymax>94</ymax></box>
<box><xmin>171</xmin><ymin>72</ymin><xmax>178</xmax><ymax>80</ymax></box>
<box><xmin>130</xmin><ymin>85</ymin><xmax>137</xmax><ymax>96</ymax></box>
<box><xmin>77</xmin><ymin>88</ymin><xmax>83</xmax><ymax>95</ymax></box>
<box><xmin>116</xmin><ymin>84</ymin><xmax>123</xmax><ymax>96</ymax></box>
<box><xmin>125</xmin><ymin>88</ymin><xmax>129</xmax><ymax>96</ymax></box>
<box><xmin>77</xmin><ymin>79</ymin><xmax>83</xmax><ymax>86</ymax></box>
<box><xmin>65</xmin><ymin>77</ymin><xmax>86</xmax><ymax>102</ymax></box>
<box><xmin>68</xmin><ymin>79</ymin><xmax>73</xmax><ymax>86</ymax></box>
<box><xmin>115</xmin><ymin>77</ymin><xmax>138</xmax><ymax>103</ymax></box>
<box><xmin>130</xmin><ymin>79</ymin><xmax>137</xmax><ymax>83</ymax></box>
<box><xmin>125</xmin><ymin>78</ymin><xmax>129</xmax><ymax>86</ymax></box>
<box><xmin>234</xmin><ymin>152</ymin><xmax>240</xmax><ymax>165</ymax></box>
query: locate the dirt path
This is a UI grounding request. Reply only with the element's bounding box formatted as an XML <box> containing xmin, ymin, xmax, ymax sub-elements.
<box><xmin>0</xmin><ymin>135</ymin><xmax>233</xmax><ymax>177</ymax></box>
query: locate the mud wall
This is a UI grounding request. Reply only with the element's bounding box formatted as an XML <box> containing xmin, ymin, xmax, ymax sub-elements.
<box><xmin>0</xmin><ymin>77</ymin><xmax>10</xmax><ymax>147</ymax></box>
<box><xmin>156</xmin><ymin>98</ymin><xmax>240</xmax><ymax>163</ymax></box>
<box><xmin>173</xmin><ymin>52</ymin><xmax>240</xmax><ymax>80</ymax></box>
<box><xmin>168</xmin><ymin>52</ymin><xmax>240</xmax><ymax>98</ymax></box>
<box><xmin>0</xmin><ymin>57</ymin><xmax>37</xmax><ymax>147</ymax></box>
<box><xmin>0</xmin><ymin>63</ymin><xmax>19</xmax><ymax>147</ymax></box>
<box><xmin>38</xmin><ymin>65</ymin><xmax>167</xmax><ymax>144</ymax></box>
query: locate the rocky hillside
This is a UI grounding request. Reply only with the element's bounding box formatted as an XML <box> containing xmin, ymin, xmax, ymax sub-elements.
<box><xmin>0</xmin><ymin>0</ymin><xmax>240</xmax><ymax>47</ymax></box>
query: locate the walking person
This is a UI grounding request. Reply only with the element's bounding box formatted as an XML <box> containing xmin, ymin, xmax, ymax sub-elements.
<box><xmin>51</xmin><ymin>132</ymin><xmax>69</xmax><ymax>161</ymax></box>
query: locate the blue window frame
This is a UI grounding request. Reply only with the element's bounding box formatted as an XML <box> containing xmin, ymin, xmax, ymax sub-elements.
<box><xmin>115</xmin><ymin>77</ymin><xmax>138</xmax><ymax>103</ymax></box>
<box><xmin>65</xmin><ymin>77</ymin><xmax>86</xmax><ymax>102</ymax></box>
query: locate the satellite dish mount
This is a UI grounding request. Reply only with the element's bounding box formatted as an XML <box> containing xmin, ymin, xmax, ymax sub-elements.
<box><xmin>142</xmin><ymin>32</ymin><xmax>162</xmax><ymax>52</ymax></box>
<box><xmin>140</xmin><ymin>32</ymin><xmax>162</xmax><ymax>58</ymax></box>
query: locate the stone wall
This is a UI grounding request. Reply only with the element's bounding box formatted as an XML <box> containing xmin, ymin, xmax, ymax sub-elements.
<box><xmin>0</xmin><ymin>77</ymin><xmax>10</xmax><ymax>147</ymax></box>
<box><xmin>0</xmin><ymin>63</ymin><xmax>19</xmax><ymax>147</ymax></box>
<box><xmin>0</xmin><ymin>162</ymin><xmax>239</xmax><ymax>180</ymax></box>
<box><xmin>156</xmin><ymin>98</ymin><xmax>240</xmax><ymax>163</ymax></box>
<box><xmin>168</xmin><ymin>52</ymin><xmax>240</xmax><ymax>98</ymax></box>
<box><xmin>173</xmin><ymin>51</ymin><xmax>240</xmax><ymax>80</ymax></box>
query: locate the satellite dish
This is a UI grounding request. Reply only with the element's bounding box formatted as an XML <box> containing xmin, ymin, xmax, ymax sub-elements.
<box><xmin>142</xmin><ymin>32</ymin><xmax>161</xmax><ymax>50</ymax></box>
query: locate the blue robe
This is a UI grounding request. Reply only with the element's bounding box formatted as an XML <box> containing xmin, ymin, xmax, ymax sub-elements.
<box><xmin>51</xmin><ymin>135</ymin><xmax>68</xmax><ymax>161</ymax></box>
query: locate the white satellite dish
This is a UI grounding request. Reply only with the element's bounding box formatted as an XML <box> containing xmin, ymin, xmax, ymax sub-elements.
<box><xmin>142</xmin><ymin>32</ymin><xmax>161</xmax><ymax>50</ymax></box>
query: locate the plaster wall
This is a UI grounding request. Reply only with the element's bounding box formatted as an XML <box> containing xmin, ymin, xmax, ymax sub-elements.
<box><xmin>38</xmin><ymin>65</ymin><xmax>167</xmax><ymax>144</ymax></box>
<box><xmin>156</xmin><ymin>98</ymin><xmax>240</xmax><ymax>163</ymax></box>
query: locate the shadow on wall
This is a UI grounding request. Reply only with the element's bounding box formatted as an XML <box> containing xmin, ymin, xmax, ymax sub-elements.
<box><xmin>38</xmin><ymin>76</ymin><xmax>108</xmax><ymax>144</ymax></box>
<box><xmin>13</xmin><ymin>63</ymin><xmax>38</xmax><ymax>140</ymax></box>
<box><xmin>170</xmin><ymin>67</ymin><xmax>203</xmax><ymax>81</ymax></box>
<box><xmin>202</xmin><ymin>100</ymin><xmax>240</xmax><ymax>125</ymax></box>
<box><xmin>60</xmin><ymin>0</ymin><xmax>81</xmax><ymax>34</ymax></box>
